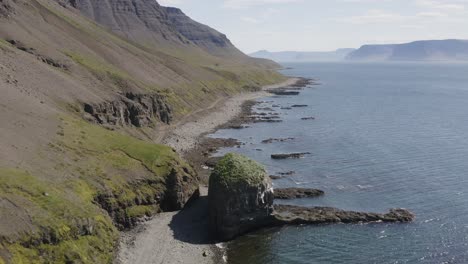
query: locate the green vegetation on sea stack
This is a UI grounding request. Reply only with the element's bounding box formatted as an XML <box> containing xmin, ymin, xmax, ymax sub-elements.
<box><xmin>210</xmin><ymin>153</ymin><xmax>267</xmax><ymax>187</ymax></box>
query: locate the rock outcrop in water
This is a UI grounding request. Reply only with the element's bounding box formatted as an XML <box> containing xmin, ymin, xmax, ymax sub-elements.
<box><xmin>273</xmin><ymin>205</ymin><xmax>415</xmax><ymax>224</ymax></box>
<box><xmin>274</xmin><ymin>188</ymin><xmax>324</xmax><ymax>200</ymax></box>
<box><xmin>208</xmin><ymin>153</ymin><xmax>274</xmax><ymax>241</ymax></box>
<box><xmin>208</xmin><ymin>154</ymin><xmax>415</xmax><ymax>241</ymax></box>
<box><xmin>271</xmin><ymin>152</ymin><xmax>311</xmax><ymax>159</ymax></box>
<box><xmin>83</xmin><ymin>93</ymin><xmax>172</xmax><ymax>127</ymax></box>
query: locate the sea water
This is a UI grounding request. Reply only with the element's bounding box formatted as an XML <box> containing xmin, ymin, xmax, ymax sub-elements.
<box><xmin>211</xmin><ymin>62</ymin><xmax>468</xmax><ymax>264</ymax></box>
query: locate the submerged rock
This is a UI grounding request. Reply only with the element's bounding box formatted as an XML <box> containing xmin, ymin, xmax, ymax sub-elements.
<box><xmin>208</xmin><ymin>153</ymin><xmax>274</xmax><ymax>241</ymax></box>
<box><xmin>274</xmin><ymin>188</ymin><xmax>324</xmax><ymax>200</ymax></box>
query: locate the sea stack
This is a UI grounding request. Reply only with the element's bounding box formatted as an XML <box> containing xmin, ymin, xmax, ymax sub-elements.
<box><xmin>208</xmin><ymin>153</ymin><xmax>274</xmax><ymax>241</ymax></box>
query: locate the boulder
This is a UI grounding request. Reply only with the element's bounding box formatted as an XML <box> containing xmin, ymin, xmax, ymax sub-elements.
<box><xmin>208</xmin><ymin>153</ymin><xmax>274</xmax><ymax>241</ymax></box>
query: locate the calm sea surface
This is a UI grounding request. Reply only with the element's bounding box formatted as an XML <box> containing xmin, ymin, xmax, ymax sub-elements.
<box><xmin>211</xmin><ymin>62</ymin><xmax>468</xmax><ymax>264</ymax></box>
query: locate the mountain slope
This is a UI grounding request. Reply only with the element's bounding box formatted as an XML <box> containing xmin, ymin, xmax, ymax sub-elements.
<box><xmin>347</xmin><ymin>39</ymin><xmax>468</xmax><ymax>61</ymax></box>
<box><xmin>0</xmin><ymin>0</ymin><xmax>283</xmax><ymax>263</ymax></box>
<box><xmin>250</xmin><ymin>49</ymin><xmax>355</xmax><ymax>62</ymax></box>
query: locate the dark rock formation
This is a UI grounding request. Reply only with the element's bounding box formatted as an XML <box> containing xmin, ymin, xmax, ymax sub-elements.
<box><xmin>271</xmin><ymin>152</ymin><xmax>311</xmax><ymax>159</ymax></box>
<box><xmin>268</xmin><ymin>90</ymin><xmax>300</xmax><ymax>96</ymax></box>
<box><xmin>273</xmin><ymin>205</ymin><xmax>415</xmax><ymax>224</ymax></box>
<box><xmin>208</xmin><ymin>153</ymin><xmax>274</xmax><ymax>241</ymax></box>
<box><xmin>262</xmin><ymin>137</ymin><xmax>295</xmax><ymax>144</ymax></box>
<box><xmin>269</xmin><ymin>175</ymin><xmax>283</xmax><ymax>180</ymax></box>
<box><xmin>162</xmin><ymin>168</ymin><xmax>200</xmax><ymax>211</ymax></box>
<box><xmin>226</xmin><ymin>124</ymin><xmax>249</xmax><ymax>129</ymax></box>
<box><xmin>270</xmin><ymin>171</ymin><xmax>296</xmax><ymax>180</ymax></box>
<box><xmin>253</xmin><ymin>119</ymin><xmax>282</xmax><ymax>123</ymax></box>
<box><xmin>83</xmin><ymin>93</ymin><xmax>172</xmax><ymax>127</ymax></box>
<box><xmin>278</xmin><ymin>171</ymin><xmax>295</xmax><ymax>176</ymax></box>
<box><xmin>291</xmin><ymin>78</ymin><xmax>316</xmax><ymax>87</ymax></box>
<box><xmin>274</xmin><ymin>188</ymin><xmax>324</xmax><ymax>200</ymax></box>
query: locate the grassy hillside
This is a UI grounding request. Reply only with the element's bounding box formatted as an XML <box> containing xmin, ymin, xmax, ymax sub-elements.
<box><xmin>0</xmin><ymin>0</ymin><xmax>284</xmax><ymax>263</ymax></box>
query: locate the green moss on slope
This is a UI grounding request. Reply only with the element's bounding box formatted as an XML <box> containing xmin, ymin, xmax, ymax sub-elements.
<box><xmin>0</xmin><ymin>116</ymin><xmax>196</xmax><ymax>263</ymax></box>
<box><xmin>0</xmin><ymin>168</ymin><xmax>118</xmax><ymax>264</ymax></box>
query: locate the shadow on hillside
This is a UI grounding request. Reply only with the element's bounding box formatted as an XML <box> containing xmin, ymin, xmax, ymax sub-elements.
<box><xmin>168</xmin><ymin>194</ymin><xmax>217</xmax><ymax>245</ymax></box>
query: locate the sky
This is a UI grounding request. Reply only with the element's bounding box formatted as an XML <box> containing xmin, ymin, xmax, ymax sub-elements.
<box><xmin>158</xmin><ymin>0</ymin><xmax>468</xmax><ymax>53</ymax></box>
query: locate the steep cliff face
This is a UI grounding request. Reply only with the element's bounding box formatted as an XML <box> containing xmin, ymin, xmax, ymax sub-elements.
<box><xmin>63</xmin><ymin>0</ymin><xmax>246</xmax><ymax>57</ymax></box>
<box><xmin>83</xmin><ymin>92</ymin><xmax>173</xmax><ymax>127</ymax></box>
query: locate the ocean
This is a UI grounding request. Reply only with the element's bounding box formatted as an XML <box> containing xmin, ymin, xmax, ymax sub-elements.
<box><xmin>210</xmin><ymin>62</ymin><xmax>468</xmax><ymax>264</ymax></box>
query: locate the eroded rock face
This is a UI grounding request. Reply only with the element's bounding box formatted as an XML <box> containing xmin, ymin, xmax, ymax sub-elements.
<box><xmin>208</xmin><ymin>153</ymin><xmax>274</xmax><ymax>241</ymax></box>
<box><xmin>96</xmin><ymin>165</ymin><xmax>199</xmax><ymax>230</ymax></box>
<box><xmin>83</xmin><ymin>93</ymin><xmax>172</xmax><ymax>127</ymax></box>
<box><xmin>162</xmin><ymin>167</ymin><xmax>200</xmax><ymax>211</ymax></box>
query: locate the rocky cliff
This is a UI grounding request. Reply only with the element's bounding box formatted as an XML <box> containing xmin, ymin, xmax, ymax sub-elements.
<box><xmin>61</xmin><ymin>0</ymin><xmax>247</xmax><ymax>58</ymax></box>
<box><xmin>0</xmin><ymin>0</ymin><xmax>283</xmax><ymax>262</ymax></box>
<box><xmin>83</xmin><ymin>92</ymin><xmax>173</xmax><ymax>127</ymax></box>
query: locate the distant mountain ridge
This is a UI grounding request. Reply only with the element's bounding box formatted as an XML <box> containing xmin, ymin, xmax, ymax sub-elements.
<box><xmin>250</xmin><ymin>49</ymin><xmax>355</xmax><ymax>62</ymax></box>
<box><xmin>347</xmin><ymin>39</ymin><xmax>468</xmax><ymax>61</ymax></box>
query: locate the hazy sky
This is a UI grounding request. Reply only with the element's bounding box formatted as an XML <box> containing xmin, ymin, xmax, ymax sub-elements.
<box><xmin>158</xmin><ymin>0</ymin><xmax>468</xmax><ymax>53</ymax></box>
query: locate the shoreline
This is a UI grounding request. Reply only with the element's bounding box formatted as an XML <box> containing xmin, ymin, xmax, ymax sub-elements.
<box><xmin>114</xmin><ymin>77</ymin><xmax>306</xmax><ymax>264</ymax></box>
<box><xmin>161</xmin><ymin>77</ymin><xmax>300</xmax><ymax>155</ymax></box>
